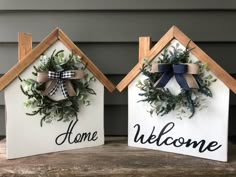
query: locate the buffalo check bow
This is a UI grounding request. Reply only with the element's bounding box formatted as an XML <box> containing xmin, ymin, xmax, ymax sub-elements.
<box><xmin>37</xmin><ymin>70</ymin><xmax>84</xmax><ymax>98</ymax></box>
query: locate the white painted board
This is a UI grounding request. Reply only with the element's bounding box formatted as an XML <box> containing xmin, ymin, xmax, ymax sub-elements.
<box><xmin>4</xmin><ymin>41</ymin><xmax>104</xmax><ymax>159</ymax></box>
<box><xmin>128</xmin><ymin>39</ymin><xmax>229</xmax><ymax>162</ymax></box>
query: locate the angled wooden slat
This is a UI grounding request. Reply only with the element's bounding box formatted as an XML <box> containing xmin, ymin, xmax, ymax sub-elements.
<box><xmin>117</xmin><ymin>25</ymin><xmax>236</xmax><ymax>93</ymax></box>
<box><xmin>58</xmin><ymin>29</ymin><xmax>115</xmax><ymax>92</ymax></box>
<box><xmin>0</xmin><ymin>28</ymin><xmax>58</xmax><ymax>91</ymax></box>
<box><xmin>0</xmin><ymin>42</ymin><xmax>236</xmax><ymax>75</ymax></box>
<box><xmin>116</xmin><ymin>64</ymin><xmax>142</xmax><ymax>92</ymax></box>
<box><xmin>18</xmin><ymin>32</ymin><xmax>32</xmax><ymax>61</ymax></box>
<box><xmin>116</xmin><ymin>27</ymin><xmax>174</xmax><ymax>92</ymax></box>
<box><xmin>173</xmin><ymin>26</ymin><xmax>236</xmax><ymax>94</ymax></box>
<box><xmin>148</xmin><ymin>27</ymin><xmax>174</xmax><ymax>61</ymax></box>
<box><xmin>0</xmin><ymin>28</ymin><xmax>115</xmax><ymax>92</ymax></box>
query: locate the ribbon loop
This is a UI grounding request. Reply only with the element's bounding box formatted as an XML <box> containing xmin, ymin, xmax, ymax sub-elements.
<box><xmin>37</xmin><ymin>70</ymin><xmax>84</xmax><ymax>98</ymax></box>
<box><xmin>157</xmin><ymin>64</ymin><xmax>173</xmax><ymax>72</ymax></box>
<box><xmin>61</xmin><ymin>70</ymin><xmax>75</xmax><ymax>79</ymax></box>
<box><xmin>173</xmin><ymin>64</ymin><xmax>188</xmax><ymax>74</ymax></box>
<box><xmin>48</xmin><ymin>71</ymin><xmax>61</xmax><ymax>79</ymax></box>
<box><xmin>151</xmin><ymin>63</ymin><xmax>199</xmax><ymax>90</ymax></box>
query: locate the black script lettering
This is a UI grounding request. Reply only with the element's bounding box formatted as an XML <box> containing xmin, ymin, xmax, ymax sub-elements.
<box><xmin>184</xmin><ymin>139</ymin><xmax>207</xmax><ymax>152</ymax></box>
<box><xmin>74</xmin><ymin>131</ymin><xmax>98</xmax><ymax>143</ymax></box>
<box><xmin>55</xmin><ymin>119</ymin><xmax>98</xmax><ymax>145</ymax></box>
<box><xmin>157</xmin><ymin>122</ymin><xmax>175</xmax><ymax>146</ymax></box>
<box><xmin>133</xmin><ymin>122</ymin><xmax>222</xmax><ymax>153</ymax></box>
<box><xmin>207</xmin><ymin>141</ymin><xmax>222</xmax><ymax>152</ymax></box>
<box><xmin>183</xmin><ymin>140</ymin><xmax>222</xmax><ymax>153</ymax></box>
<box><xmin>134</xmin><ymin>124</ymin><xmax>156</xmax><ymax>144</ymax></box>
<box><xmin>55</xmin><ymin>120</ymin><xmax>73</xmax><ymax>145</ymax></box>
<box><xmin>133</xmin><ymin>122</ymin><xmax>175</xmax><ymax>145</ymax></box>
<box><xmin>172</xmin><ymin>137</ymin><xmax>185</xmax><ymax>147</ymax></box>
<box><xmin>161</xmin><ymin>137</ymin><xmax>174</xmax><ymax>146</ymax></box>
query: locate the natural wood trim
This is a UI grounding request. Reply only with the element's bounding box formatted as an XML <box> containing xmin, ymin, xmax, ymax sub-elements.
<box><xmin>0</xmin><ymin>28</ymin><xmax>115</xmax><ymax>92</ymax></box>
<box><xmin>116</xmin><ymin>26</ymin><xmax>175</xmax><ymax>92</ymax></box>
<box><xmin>139</xmin><ymin>37</ymin><xmax>151</xmax><ymax>62</ymax></box>
<box><xmin>18</xmin><ymin>32</ymin><xmax>32</xmax><ymax>61</ymax></box>
<box><xmin>0</xmin><ymin>28</ymin><xmax>59</xmax><ymax>91</ymax></box>
<box><xmin>173</xmin><ymin>26</ymin><xmax>236</xmax><ymax>94</ymax></box>
<box><xmin>58</xmin><ymin>29</ymin><xmax>115</xmax><ymax>92</ymax></box>
<box><xmin>148</xmin><ymin>26</ymin><xmax>174</xmax><ymax>61</ymax></box>
<box><xmin>116</xmin><ymin>63</ymin><xmax>142</xmax><ymax>92</ymax></box>
<box><xmin>117</xmin><ymin>25</ymin><xmax>236</xmax><ymax>93</ymax></box>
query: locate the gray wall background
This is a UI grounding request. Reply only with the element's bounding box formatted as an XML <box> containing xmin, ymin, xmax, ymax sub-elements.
<box><xmin>0</xmin><ymin>0</ymin><xmax>235</xmax><ymax>136</ymax></box>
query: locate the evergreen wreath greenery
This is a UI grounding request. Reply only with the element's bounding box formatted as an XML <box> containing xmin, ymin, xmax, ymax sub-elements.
<box><xmin>20</xmin><ymin>50</ymin><xmax>96</xmax><ymax>127</ymax></box>
<box><xmin>136</xmin><ymin>41</ymin><xmax>217</xmax><ymax>119</ymax></box>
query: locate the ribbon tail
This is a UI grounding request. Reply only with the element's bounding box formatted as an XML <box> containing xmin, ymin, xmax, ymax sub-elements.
<box><xmin>70</xmin><ymin>70</ymin><xmax>84</xmax><ymax>79</ymax></box>
<box><xmin>175</xmin><ymin>74</ymin><xmax>190</xmax><ymax>90</ymax></box>
<box><xmin>42</xmin><ymin>80</ymin><xmax>58</xmax><ymax>96</ymax></box>
<box><xmin>154</xmin><ymin>72</ymin><xmax>173</xmax><ymax>88</ymax></box>
<box><xmin>184</xmin><ymin>74</ymin><xmax>199</xmax><ymax>89</ymax></box>
<box><xmin>60</xmin><ymin>80</ymin><xmax>69</xmax><ymax>98</ymax></box>
<box><xmin>65</xmin><ymin>80</ymin><xmax>76</xmax><ymax>97</ymax></box>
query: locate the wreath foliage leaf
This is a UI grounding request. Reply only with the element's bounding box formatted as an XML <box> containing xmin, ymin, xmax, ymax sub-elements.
<box><xmin>20</xmin><ymin>50</ymin><xmax>96</xmax><ymax>126</ymax></box>
<box><xmin>137</xmin><ymin>41</ymin><xmax>216</xmax><ymax>119</ymax></box>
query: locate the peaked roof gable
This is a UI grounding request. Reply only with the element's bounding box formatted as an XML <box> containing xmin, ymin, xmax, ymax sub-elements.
<box><xmin>117</xmin><ymin>26</ymin><xmax>236</xmax><ymax>93</ymax></box>
<box><xmin>0</xmin><ymin>28</ymin><xmax>115</xmax><ymax>92</ymax></box>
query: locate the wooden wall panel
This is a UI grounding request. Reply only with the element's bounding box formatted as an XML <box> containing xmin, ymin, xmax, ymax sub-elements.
<box><xmin>0</xmin><ymin>43</ymin><xmax>235</xmax><ymax>75</ymax></box>
<box><xmin>0</xmin><ymin>0</ymin><xmax>235</xmax><ymax>10</ymax></box>
<box><xmin>0</xmin><ymin>2</ymin><xmax>235</xmax><ymax>135</ymax></box>
<box><xmin>0</xmin><ymin>11</ymin><xmax>236</xmax><ymax>42</ymax></box>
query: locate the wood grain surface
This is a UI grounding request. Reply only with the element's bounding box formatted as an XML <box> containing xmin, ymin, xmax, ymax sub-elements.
<box><xmin>18</xmin><ymin>32</ymin><xmax>32</xmax><ymax>61</ymax></box>
<box><xmin>0</xmin><ymin>137</ymin><xmax>236</xmax><ymax>177</ymax></box>
<box><xmin>138</xmin><ymin>37</ymin><xmax>151</xmax><ymax>62</ymax></box>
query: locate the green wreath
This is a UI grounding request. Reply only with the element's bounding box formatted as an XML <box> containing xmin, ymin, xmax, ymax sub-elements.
<box><xmin>20</xmin><ymin>50</ymin><xmax>96</xmax><ymax>126</ymax></box>
<box><xmin>136</xmin><ymin>41</ymin><xmax>216</xmax><ymax>119</ymax></box>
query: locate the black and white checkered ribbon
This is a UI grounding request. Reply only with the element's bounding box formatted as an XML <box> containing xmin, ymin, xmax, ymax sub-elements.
<box><xmin>48</xmin><ymin>71</ymin><xmax>75</xmax><ymax>98</ymax></box>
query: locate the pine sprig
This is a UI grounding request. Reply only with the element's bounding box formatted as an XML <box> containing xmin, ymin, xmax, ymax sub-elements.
<box><xmin>137</xmin><ymin>41</ymin><xmax>216</xmax><ymax>119</ymax></box>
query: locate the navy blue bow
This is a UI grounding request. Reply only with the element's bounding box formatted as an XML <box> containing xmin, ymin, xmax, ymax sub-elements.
<box><xmin>151</xmin><ymin>63</ymin><xmax>199</xmax><ymax>90</ymax></box>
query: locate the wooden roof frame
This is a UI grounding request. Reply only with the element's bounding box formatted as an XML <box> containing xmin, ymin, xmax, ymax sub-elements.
<box><xmin>117</xmin><ymin>25</ymin><xmax>236</xmax><ymax>93</ymax></box>
<box><xmin>0</xmin><ymin>28</ymin><xmax>115</xmax><ymax>92</ymax></box>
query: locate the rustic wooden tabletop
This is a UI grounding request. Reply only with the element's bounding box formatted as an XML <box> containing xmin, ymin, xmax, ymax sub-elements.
<box><xmin>0</xmin><ymin>136</ymin><xmax>236</xmax><ymax>177</ymax></box>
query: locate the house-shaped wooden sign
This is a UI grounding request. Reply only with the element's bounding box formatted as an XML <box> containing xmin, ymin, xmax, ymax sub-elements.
<box><xmin>0</xmin><ymin>28</ymin><xmax>115</xmax><ymax>159</ymax></box>
<box><xmin>117</xmin><ymin>26</ymin><xmax>236</xmax><ymax>162</ymax></box>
